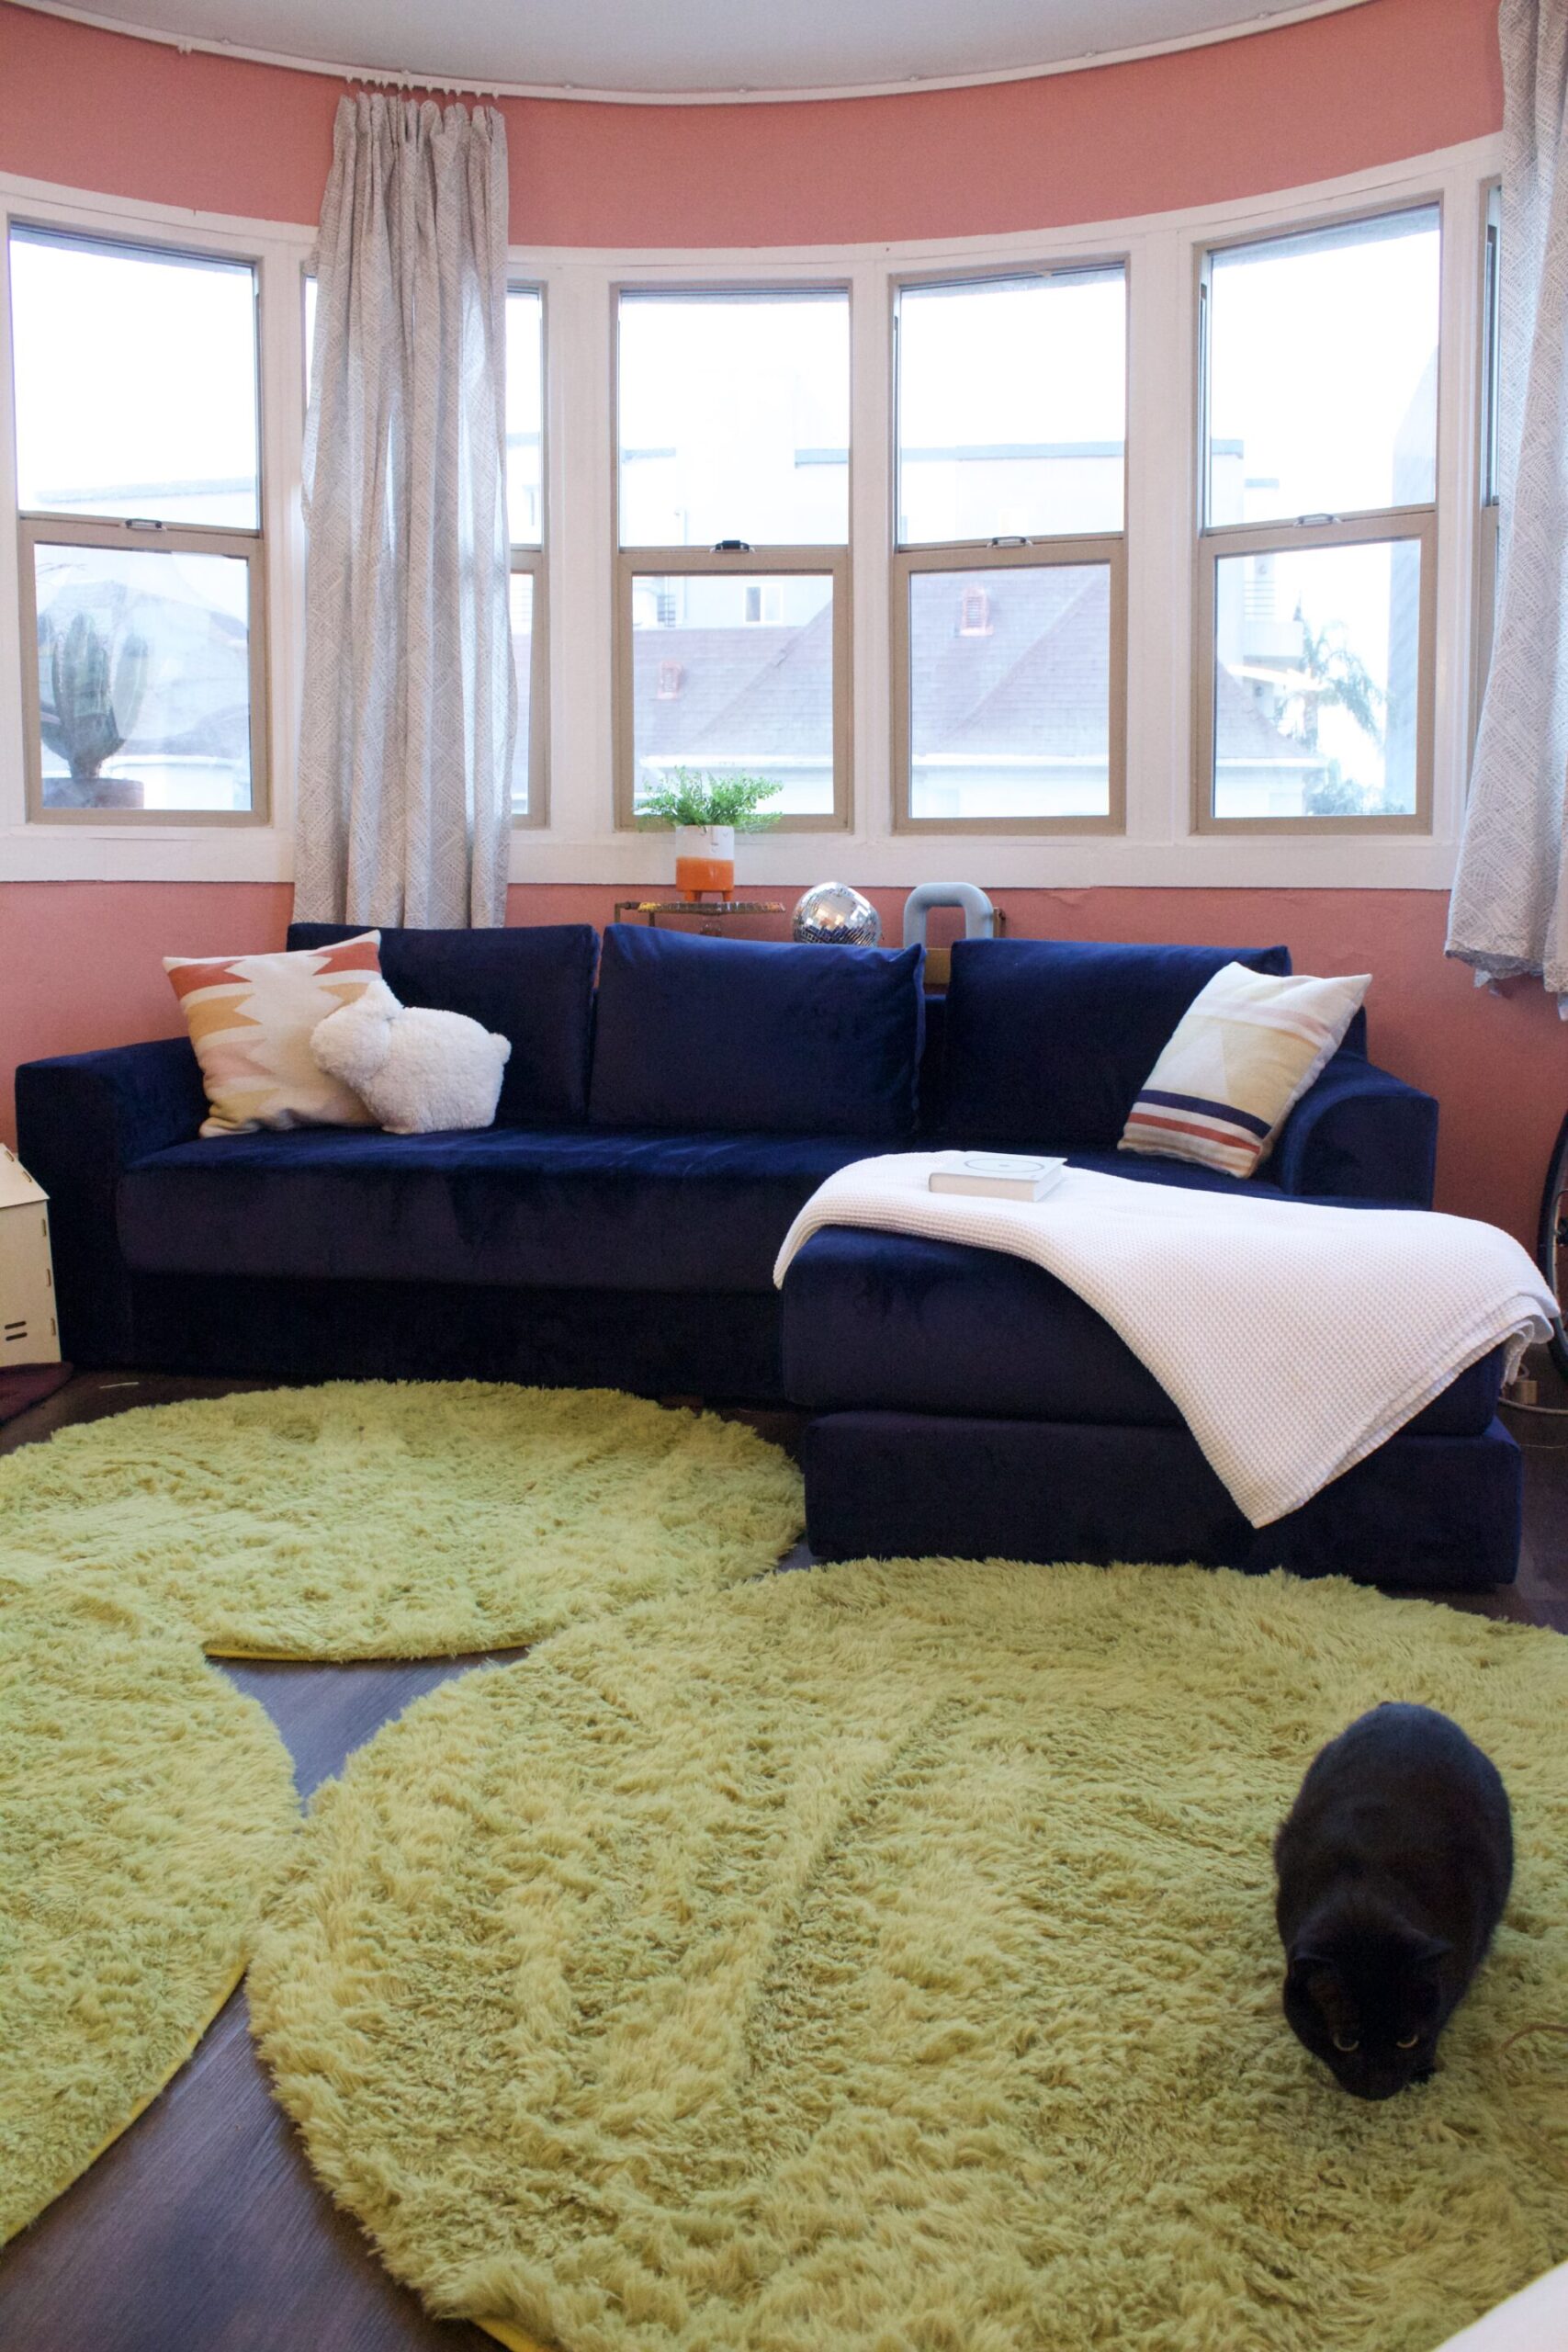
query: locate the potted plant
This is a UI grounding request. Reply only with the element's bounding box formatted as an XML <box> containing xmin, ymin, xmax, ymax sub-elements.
<box><xmin>636</xmin><ymin>767</ymin><xmax>784</xmax><ymax>901</ymax></box>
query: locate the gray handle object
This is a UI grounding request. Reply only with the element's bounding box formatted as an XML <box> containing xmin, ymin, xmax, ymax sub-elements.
<box><xmin>902</xmin><ymin>882</ymin><xmax>998</xmax><ymax>951</ymax></box>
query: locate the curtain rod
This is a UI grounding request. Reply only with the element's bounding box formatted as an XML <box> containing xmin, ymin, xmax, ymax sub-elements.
<box><xmin>6</xmin><ymin>0</ymin><xmax>1377</xmax><ymax>109</ymax></box>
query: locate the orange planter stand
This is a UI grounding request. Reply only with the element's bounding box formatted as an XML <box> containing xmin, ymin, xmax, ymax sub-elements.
<box><xmin>674</xmin><ymin>854</ymin><xmax>736</xmax><ymax>902</ymax></box>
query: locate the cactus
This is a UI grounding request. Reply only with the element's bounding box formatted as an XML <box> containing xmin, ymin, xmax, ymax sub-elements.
<box><xmin>39</xmin><ymin>604</ymin><xmax>150</xmax><ymax>808</ymax></box>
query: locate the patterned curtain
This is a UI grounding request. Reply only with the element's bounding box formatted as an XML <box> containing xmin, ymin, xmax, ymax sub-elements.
<box><xmin>1448</xmin><ymin>0</ymin><xmax>1568</xmax><ymax>1011</ymax></box>
<box><xmin>293</xmin><ymin>94</ymin><xmax>513</xmax><ymax>929</ymax></box>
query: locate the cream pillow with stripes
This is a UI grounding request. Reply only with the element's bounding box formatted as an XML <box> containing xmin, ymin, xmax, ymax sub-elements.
<box><xmin>164</xmin><ymin>932</ymin><xmax>384</xmax><ymax>1136</ymax></box>
<box><xmin>1119</xmin><ymin>962</ymin><xmax>1371</xmax><ymax>1180</ymax></box>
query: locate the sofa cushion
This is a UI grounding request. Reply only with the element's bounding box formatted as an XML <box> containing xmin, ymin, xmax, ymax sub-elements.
<box><xmin>118</xmin><ymin>1126</ymin><xmax>881</xmax><ymax>1295</ymax></box>
<box><xmin>941</xmin><ymin>938</ymin><xmax>1292</xmax><ymax>1149</ymax></box>
<box><xmin>589</xmin><ymin>926</ymin><xmax>925</xmax><ymax>1139</ymax></box>
<box><xmin>800</xmin><ymin>1412</ymin><xmax>1520</xmax><ymax>1589</ymax></box>
<box><xmin>780</xmin><ymin>1227</ymin><xmax>1506</xmax><ymax>1438</ymax></box>
<box><xmin>287</xmin><ymin>923</ymin><xmax>597</xmax><ymax>1128</ymax></box>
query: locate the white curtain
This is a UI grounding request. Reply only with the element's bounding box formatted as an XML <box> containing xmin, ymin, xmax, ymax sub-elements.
<box><xmin>1447</xmin><ymin>0</ymin><xmax>1568</xmax><ymax>1012</ymax></box>
<box><xmin>294</xmin><ymin>93</ymin><xmax>514</xmax><ymax>930</ymax></box>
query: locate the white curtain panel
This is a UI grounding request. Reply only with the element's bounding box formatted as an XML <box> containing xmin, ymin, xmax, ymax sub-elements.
<box><xmin>1448</xmin><ymin>0</ymin><xmax>1568</xmax><ymax>1012</ymax></box>
<box><xmin>294</xmin><ymin>94</ymin><xmax>514</xmax><ymax>930</ymax></box>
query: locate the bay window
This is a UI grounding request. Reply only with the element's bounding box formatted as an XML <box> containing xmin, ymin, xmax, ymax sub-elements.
<box><xmin>9</xmin><ymin>223</ymin><xmax>267</xmax><ymax>822</ymax></box>
<box><xmin>613</xmin><ymin>286</ymin><xmax>852</xmax><ymax>831</ymax></box>
<box><xmin>891</xmin><ymin>264</ymin><xmax>1127</xmax><ymax>831</ymax></box>
<box><xmin>507</xmin><ymin>285</ymin><xmax>548</xmax><ymax>824</ymax></box>
<box><xmin>1195</xmin><ymin>204</ymin><xmax>1441</xmax><ymax>830</ymax></box>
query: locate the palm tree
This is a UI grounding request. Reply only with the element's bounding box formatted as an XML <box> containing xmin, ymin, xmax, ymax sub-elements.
<box><xmin>1278</xmin><ymin>609</ymin><xmax>1386</xmax><ymax>816</ymax></box>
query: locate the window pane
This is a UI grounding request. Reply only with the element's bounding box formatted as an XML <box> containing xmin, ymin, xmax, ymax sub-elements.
<box><xmin>1206</xmin><ymin>208</ymin><xmax>1439</xmax><ymax>526</ymax></box>
<box><xmin>630</xmin><ymin>572</ymin><xmax>834</xmax><ymax>818</ymax></box>
<box><xmin>907</xmin><ymin>564</ymin><xmax>1111</xmax><ymax>821</ymax></box>
<box><xmin>1212</xmin><ymin>537</ymin><xmax>1421</xmax><ymax>819</ymax></box>
<box><xmin>897</xmin><ymin>269</ymin><xmax>1125</xmax><ymax>545</ymax></box>
<box><xmin>507</xmin><ymin>288</ymin><xmax>544</xmax><ymax>548</ymax></box>
<box><xmin>1481</xmin><ymin>183</ymin><xmax>1502</xmax><ymax>509</ymax></box>
<box><xmin>11</xmin><ymin>229</ymin><xmax>260</xmax><ymax>529</ymax></box>
<box><xmin>618</xmin><ymin>293</ymin><xmax>848</xmax><ymax>548</ymax></box>
<box><xmin>510</xmin><ymin>571</ymin><xmax>534</xmax><ymax>816</ymax></box>
<box><xmin>31</xmin><ymin>541</ymin><xmax>254</xmax><ymax>811</ymax></box>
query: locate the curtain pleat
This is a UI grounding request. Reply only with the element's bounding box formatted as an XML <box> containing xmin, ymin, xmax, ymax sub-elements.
<box><xmin>294</xmin><ymin>93</ymin><xmax>513</xmax><ymax>930</ymax></box>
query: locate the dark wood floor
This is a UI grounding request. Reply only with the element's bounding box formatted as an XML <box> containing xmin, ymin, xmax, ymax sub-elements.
<box><xmin>1</xmin><ymin>1362</ymin><xmax>1565</xmax><ymax>2352</ymax></box>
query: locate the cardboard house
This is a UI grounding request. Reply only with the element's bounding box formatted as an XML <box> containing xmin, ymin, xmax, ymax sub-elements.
<box><xmin>0</xmin><ymin>1145</ymin><xmax>61</xmax><ymax>1366</ymax></box>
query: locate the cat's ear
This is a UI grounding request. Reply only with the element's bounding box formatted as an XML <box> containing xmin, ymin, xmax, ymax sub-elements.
<box><xmin>1284</xmin><ymin>1948</ymin><xmax>1337</xmax><ymax>2002</ymax></box>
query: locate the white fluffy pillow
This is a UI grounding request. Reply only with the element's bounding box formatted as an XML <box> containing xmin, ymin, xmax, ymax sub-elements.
<box><xmin>310</xmin><ymin>978</ymin><xmax>512</xmax><ymax>1136</ymax></box>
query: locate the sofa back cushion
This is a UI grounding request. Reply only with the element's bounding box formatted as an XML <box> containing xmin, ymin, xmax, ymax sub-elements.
<box><xmin>588</xmin><ymin>925</ymin><xmax>926</xmax><ymax>1138</ymax></box>
<box><xmin>287</xmin><ymin>923</ymin><xmax>598</xmax><ymax>1126</ymax></box>
<box><xmin>941</xmin><ymin>938</ymin><xmax>1292</xmax><ymax>1148</ymax></box>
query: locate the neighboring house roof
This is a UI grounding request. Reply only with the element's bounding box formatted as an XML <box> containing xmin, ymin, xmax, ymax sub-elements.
<box><xmin>635</xmin><ymin>603</ymin><xmax>834</xmax><ymax>760</ymax></box>
<box><xmin>631</xmin><ymin>567</ymin><xmax>1314</xmax><ymax>766</ymax></box>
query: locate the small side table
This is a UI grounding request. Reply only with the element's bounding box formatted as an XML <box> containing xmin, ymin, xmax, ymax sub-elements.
<box><xmin>613</xmin><ymin>899</ymin><xmax>787</xmax><ymax>937</ymax></box>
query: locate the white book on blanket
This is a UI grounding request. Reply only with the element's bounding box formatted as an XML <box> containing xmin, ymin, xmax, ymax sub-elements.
<box><xmin>928</xmin><ymin>1151</ymin><xmax>1067</xmax><ymax>1203</ymax></box>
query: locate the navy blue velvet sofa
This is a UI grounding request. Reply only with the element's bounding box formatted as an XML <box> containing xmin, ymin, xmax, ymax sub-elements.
<box><xmin>16</xmin><ymin>919</ymin><xmax>1511</xmax><ymax>1587</ymax></box>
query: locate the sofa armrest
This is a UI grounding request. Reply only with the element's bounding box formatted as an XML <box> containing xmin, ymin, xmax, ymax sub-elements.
<box><xmin>1271</xmin><ymin>1053</ymin><xmax>1438</xmax><ymax>1207</ymax></box>
<box><xmin>14</xmin><ymin>1039</ymin><xmax>207</xmax><ymax>1363</ymax></box>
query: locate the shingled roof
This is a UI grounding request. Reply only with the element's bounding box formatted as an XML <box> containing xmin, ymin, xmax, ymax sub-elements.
<box><xmin>630</xmin><ymin>568</ymin><xmax>1313</xmax><ymax>765</ymax></box>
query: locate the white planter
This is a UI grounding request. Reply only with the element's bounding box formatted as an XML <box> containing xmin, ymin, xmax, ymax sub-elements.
<box><xmin>674</xmin><ymin>823</ymin><xmax>736</xmax><ymax>899</ymax></box>
<box><xmin>674</xmin><ymin>824</ymin><xmax>735</xmax><ymax>862</ymax></box>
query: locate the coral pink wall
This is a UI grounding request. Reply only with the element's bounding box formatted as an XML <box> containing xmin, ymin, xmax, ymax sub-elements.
<box><xmin>2</xmin><ymin>3</ymin><xmax>1558</xmax><ymax>1255</ymax></box>
<box><xmin>2</xmin><ymin>881</ymin><xmax>1562</xmax><ymax>1248</ymax></box>
<box><xmin>0</xmin><ymin>0</ymin><xmax>1501</xmax><ymax>243</ymax></box>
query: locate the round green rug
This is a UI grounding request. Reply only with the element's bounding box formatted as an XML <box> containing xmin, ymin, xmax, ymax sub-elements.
<box><xmin>249</xmin><ymin>1561</ymin><xmax>1568</xmax><ymax>2352</ymax></box>
<box><xmin>0</xmin><ymin>1579</ymin><xmax>298</xmax><ymax>2243</ymax></box>
<box><xmin>0</xmin><ymin>1382</ymin><xmax>803</xmax><ymax>1660</ymax></box>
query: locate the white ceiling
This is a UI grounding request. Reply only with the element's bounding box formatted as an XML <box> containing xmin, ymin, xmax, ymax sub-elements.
<box><xmin>17</xmin><ymin>0</ymin><xmax>1371</xmax><ymax>99</ymax></box>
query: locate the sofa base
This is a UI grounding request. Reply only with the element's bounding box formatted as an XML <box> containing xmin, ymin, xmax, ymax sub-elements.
<box><xmin>107</xmin><ymin>1272</ymin><xmax>788</xmax><ymax>1402</ymax></box>
<box><xmin>800</xmin><ymin>1411</ymin><xmax>1522</xmax><ymax>1591</ymax></box>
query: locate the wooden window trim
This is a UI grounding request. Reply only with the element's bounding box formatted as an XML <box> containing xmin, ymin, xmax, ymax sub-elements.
<box><xmin>612</xmin><ymin>543</ymin><xmax>852</xmax><ymax>834</ymax></box>
<box><xmin>18</xmin><ymin>513</ymin><xmax>270</xmax><ymax>829</ymax></box>
<box><xmin>1192</xmin><ymin>201</ymin><xmax>1442</xmax><ymax>835</ymax></box>
<box><xmin>890</xmin><ymin>536</ymin><xmax>1127</xmax><ymax>836</ymax></box>
<box><xmin>1191</xmin><ymin>508</ymin><xmax>1437</xmax><ymax>836</ymax></box>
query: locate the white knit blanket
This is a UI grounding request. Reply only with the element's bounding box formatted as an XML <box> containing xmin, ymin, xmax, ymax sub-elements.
<box><xmin>773</xmin><ymin>1157</ymin><xmax>1559</xmax><ymax>1528</ymax></box>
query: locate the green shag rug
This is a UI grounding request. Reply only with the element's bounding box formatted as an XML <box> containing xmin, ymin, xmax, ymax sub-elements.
<box><xmin>0</xmin><ymin>1382</ymin><xmax>804</xmax><ymax>1660</ymax></box>
<box><xmin>250</xmin><ymin>1561</ymin><xmax>1568</xmax><ymax>2352</ymax></box>
<box><xmin>0</xmin><ymin>1579</ymin><xmax>298</xmax><ymax>2243</ymax></box>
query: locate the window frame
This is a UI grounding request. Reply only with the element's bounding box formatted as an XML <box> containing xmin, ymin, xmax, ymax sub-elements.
<box><xmin>1190</xmin><ymin>197</ymin><xmax>1443</xmax><ymax>837</ymax></box>
<box><xmin>0</xmin><ymin>137</ymin><xmax>1501</xmax><ymax>890</ymax></box>
<box><xmin>507</xmin><ymin>277</ymin><xmax>550</xmax><ymax>831</ymax></box>
<box><xmin>7</xmin><ymin>215</ymin><xmax>271</xmax><ymax>829</ymax></box>
<box><xmin>888</xmin><ymin>257</ymin><xmax>1130</xmax><ymax>836</ymax></box>
<box><xmin>1472</xmin><ymin>176</ymin><xmax>1502</xmax><ymax>741</ymax></box>
<box><xmin>609</xmin><ymin>277</ymin><xmax>853</xmax><ymax>835</ymax></box>
<box><xmin>890</xmin><ymin>535</ymin><xmax>1127</xmax><ymax>835</ymax></box>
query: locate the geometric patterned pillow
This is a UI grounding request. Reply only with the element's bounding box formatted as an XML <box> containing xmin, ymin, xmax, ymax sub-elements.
<box><xmin>164</xmin><ymin>932</ymin><xmax>384</xmax><ymax>1136</ymax></box>
<box><xmin>1118</xmin><ymin>961</ymin><xmax>1371</xmax><ymax>1180</ymax></box>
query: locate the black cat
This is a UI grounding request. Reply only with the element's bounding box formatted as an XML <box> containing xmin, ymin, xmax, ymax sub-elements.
<box><xmin>1273</xmin><ymin>1702</ymin><xmax>1512</xmax><ymax>2100</ymax></box>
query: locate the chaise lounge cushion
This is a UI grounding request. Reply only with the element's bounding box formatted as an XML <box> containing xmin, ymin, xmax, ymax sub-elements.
<box><xmin>941</xmin><ymin>938</ymin><xmax>1296</xmax><ymax>1149</ymax></box>
<box><xmin>781</xmin><ymin>1227</ymin><xmax>1506</xmax><ymax>1438</ymax></box>
<box><xmin>118</xmin><ymin>1125</ymin><xmax>882</xmax><ymax>1295</ymax></box>
<box><xmin>589</xmin><ymin>926</ymin><xmax>926</xmax><ymax>1139</ymax></box>
<box><xmin>287</xmin><ymin>922</ymin><xmax>598</xmax><ymax>1128</ymax></box>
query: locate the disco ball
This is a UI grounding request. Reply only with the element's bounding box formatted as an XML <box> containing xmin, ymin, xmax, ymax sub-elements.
<box><xmin>792</xmin><ymin>882</ymin><xmax>882</xmax><ymax>945</ymax></box>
